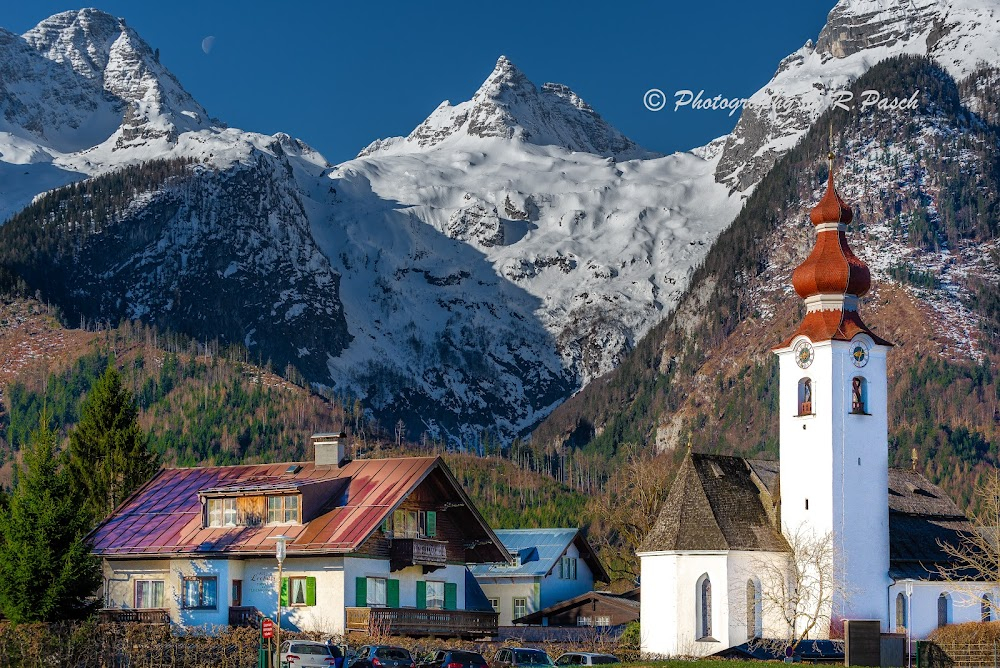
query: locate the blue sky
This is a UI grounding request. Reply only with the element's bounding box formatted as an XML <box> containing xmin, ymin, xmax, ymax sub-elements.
<box><xmin>6</xmin><ymin>2</ymin><xmax>833</xmax><ymax>163</ymax></box>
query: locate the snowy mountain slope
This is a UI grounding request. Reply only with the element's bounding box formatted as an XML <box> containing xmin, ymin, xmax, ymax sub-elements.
<box><xmin>321</xmin><ymin>58</ymin><xmax>742</xmax><ymax>411</ymax></box>
<box><xmin>716</xmin><ymin>0</ymin><xmax>1000</xmax><ymax>192</ymax></box>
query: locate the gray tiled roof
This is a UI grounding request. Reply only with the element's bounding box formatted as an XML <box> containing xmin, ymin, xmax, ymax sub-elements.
<box><xmin>469</xmin><ymin>528</ymin><xmax>610</xmax><ymax>582</ymax></box>
<box><xmin>640</xmin><ymin>453</ymin><xmax>789</xmax><ymax>553</ymax></box>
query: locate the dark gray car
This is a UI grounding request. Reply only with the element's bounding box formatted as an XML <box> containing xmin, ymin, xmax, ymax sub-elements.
<box><xmin>351</xmin><ymin>646</ymin><xmax>415</xmax><ymax>668</ymax></box>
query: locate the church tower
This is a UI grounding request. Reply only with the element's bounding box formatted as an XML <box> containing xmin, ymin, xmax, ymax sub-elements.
<box><xmin>773</xmin><ymin>151</ymin><xmax>892</xmax><ymax>626</ymax></box>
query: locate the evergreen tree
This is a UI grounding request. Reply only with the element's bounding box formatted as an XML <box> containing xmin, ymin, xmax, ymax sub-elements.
<box><xmin>0</xmin><ymin>411</ymin><xmax>101</xmax><ymax>622</ymax></box>
<box><xmin>69</xmin><ymin>365</ymin><xmax>159</xmax><ymax>518</ymax></box>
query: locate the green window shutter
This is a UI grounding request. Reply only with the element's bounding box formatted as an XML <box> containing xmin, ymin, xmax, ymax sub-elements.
<box><xmin>355</xmin><ymin>577</ymin><xmax>367</xmax><ymax>607</ymax></box>
<box><xmin>426</xmin><ymin>511</ymin><xmax>437</xmax><ymax>537</ymax></box>
<box><xmin>444</xmin><ymin>582</ymin><xmax>457</xmax><ymax>611</ymax></box>
<box><xmin>306</xmin><ymin>577</ymin><xmax>317</xmax><ymax>606</ymax></box>
<box><xmin>387</xmin><ymin>579</ymin><xmax>400</xmax><ymax>608</ymax></box>
<box><xmin>280</xmin><ymin>578</ymin><xmax>289</xmax><ymax>606</ymax></box>
<box><xmin>416</xmin><ymin>581</ymin><xmax>427</xmax><ymax>610</ymax></box>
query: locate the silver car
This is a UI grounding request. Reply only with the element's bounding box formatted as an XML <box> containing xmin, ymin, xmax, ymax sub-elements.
<box><xmin>553</xmin><ymin>653</ymin><xmax>619</xmax><ymax>666</ymax></box>
<box><xmin>277</xmin><ymin>640</ymin><xmax>339</xmax><ymax>668</ymax></box>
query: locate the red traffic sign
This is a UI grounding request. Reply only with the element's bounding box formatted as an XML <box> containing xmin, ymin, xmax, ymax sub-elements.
<box><xmin>262</xmin><ymin>618</ymin><xmax>275</xmax><ymax>639</ymax></box>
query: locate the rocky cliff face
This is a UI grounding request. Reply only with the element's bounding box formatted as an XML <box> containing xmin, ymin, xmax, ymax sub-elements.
<box><xmin>715</xmin><ymin>0</ymin><xmax>1000</xmax><ymax>193</ymax></box>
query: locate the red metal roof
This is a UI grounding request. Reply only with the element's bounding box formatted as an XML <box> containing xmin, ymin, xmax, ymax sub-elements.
<box><xmin>90</xmin><ymin>456</ymin><xmax>464</xmax><ymax>557</ymax></box>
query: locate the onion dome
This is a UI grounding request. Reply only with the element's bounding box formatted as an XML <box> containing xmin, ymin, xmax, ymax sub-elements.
<box><xmin>791</xmin><ymin>160</ymin><xmax>870</xmax><ymax>300</ymax></box>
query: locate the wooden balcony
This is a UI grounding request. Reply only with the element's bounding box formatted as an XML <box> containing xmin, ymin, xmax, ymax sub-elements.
<box><xmin>390</xmin><ymin>537</ymin><xmax>447</xmax><ymax>572</ymax></box>
<box><xmin>346</xmin><ymin>607</ymin><xmax>498</xmax><ymax>638</ymax></box>
<box><xmin>98</xmin><ymin>608</ymin><xmax>170</xmax><ymax>625</ymax></box>
<box><xmin>229</xmin><ymin>605</ymin><xmax>265</xmax><ymax>627</ymax></box>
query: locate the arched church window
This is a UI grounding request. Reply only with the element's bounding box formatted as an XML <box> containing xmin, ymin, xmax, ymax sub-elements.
<box><xmin>746</xmin><ymin>579</ymin><xmax>761</xmax><ymax>639</ymax></box>
<box><xmin>982</xmin><ymin>594</ymin><xmax>992</xmax><ymax>622</ymax></box>
<box><xmin>851</xmin><ymin>377</ymin><xmax>868</xmax><ymax>414</ymax></box>
<box><xmin>798</xmin><ymin>378</ymin><xmax>813</xmax><ymax>416</ymax></box>
<box><xmin>895</xmin><ymin>592</ymin><xmax>907</xmax><ymax>632</ymax></box>
<box><xmin>697</xmin><ymin>574</ymin><xmax>712</xmax><ymax>639</ymax></box>
<box><xmin>938</xmin><ymin>593</ymin><xmax>951</xmax><ymax>627</ymax></box>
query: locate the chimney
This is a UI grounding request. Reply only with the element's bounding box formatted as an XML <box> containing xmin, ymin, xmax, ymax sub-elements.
<box><xmin>313</xmin><ymin>432</ymin><xmax>347</xmax><ymax>467</ymax></box>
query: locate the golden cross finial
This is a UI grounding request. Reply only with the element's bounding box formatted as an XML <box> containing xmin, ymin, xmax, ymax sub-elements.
<box><xmin>828</xmin><ymin>122</ymin><xmax>835</xmax><ymax>164</ymax></box>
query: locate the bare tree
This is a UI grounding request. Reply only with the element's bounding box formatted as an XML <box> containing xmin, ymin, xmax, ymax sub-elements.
<box><xmin>749</xmin><ymin>526</ymin><xmax>840</xmax><ymax>653</ymax></box>
<box><xmin>936</xmin><ymin>468</ymin><xmax>1000</xmax><ymax>615</ymax></box>
<box><xmin>592</xmin><ymin>444</ymin><xmax>672</xmax><ymax>582</ymax></box>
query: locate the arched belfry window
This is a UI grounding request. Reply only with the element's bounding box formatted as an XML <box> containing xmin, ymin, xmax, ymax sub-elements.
<box><xmin>982</xmin><ymin>594</ymin><xmax>992</xmax><ymax>622</ymax></box>
<box><xmin>851</xmin><ymin>377</ymin><xmax>869</xmax><ymax>414</ymax></box>
<box><xmin>747</xmin><ymin>579</ymin><xmax>761</xmax><ymax>639</ymax></box>
<box><xmin>938</xmin><ymin>593</ymin><xmax>951</xmax><ymax>627</ymax></box>
<box><xmin>798</xmin><ymin>378</ymin><xmax>813</xmax><ymax>416</ymax></box>
<box><xmin>697</xmin><ymin>574</ymin><xmax>712</xmax><ymax>639</ymax></box>
<box><xmin>895</xmin><ymin>592</ymin><xmax>907</xmax><ymax>632</ymax></box>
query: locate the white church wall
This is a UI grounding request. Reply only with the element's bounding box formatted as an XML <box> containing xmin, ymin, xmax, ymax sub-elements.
<box><xmin>638</xmin><ymin>551</ymin><xmax>729</xmax><ymax>657</ymax></box>
<box><xmin>889</xmin><ymin>581</ymin><xmax>999</xmax><ymax>640</ymax></box>
<box><xmin>728</xmin><ymin>551</ymin><xmax>794</xmax><ymax>644</ymax></box>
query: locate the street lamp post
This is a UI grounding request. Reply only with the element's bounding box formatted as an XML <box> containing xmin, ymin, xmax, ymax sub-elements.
<box><xmin>906</xmin><ymin>581</ymin><xmax>914</xmax><ymax>668</ymax></box>
<box><xmin>271</xmin><ymin>535</ymin><xmax>292</xmax><ymax>668</ymax></box>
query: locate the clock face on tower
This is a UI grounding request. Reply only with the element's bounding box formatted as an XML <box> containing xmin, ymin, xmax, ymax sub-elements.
<box><xmin>794</xmin><ymin>340</ymin><xmax>814</xmax><ymax>369</ymax></box>
<box><xmin>851</xmin><ymin>340</ymin><xmax>871</xmax><ymax>367</ymax></box>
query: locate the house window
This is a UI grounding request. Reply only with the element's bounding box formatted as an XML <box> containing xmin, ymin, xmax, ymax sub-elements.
<box><xmin>983</xmin><ymin>594</ymin><xmax>992</xmax><ymax>622</ymax></box>
<box><xmin>289</xmin><ymin>577</ymin><xmax>309</xmax><ymax>606</ymax></box>
<box><xmin>513</xmin><ymin>597</ymin><xmax>528</xmax><ymax>620</ymax></box>
<box><xmin>851</xmin><ymin>377</ymin><xmax>868</xmax><ymax>414</ymax></box>
<box><xmin>387</xmin><ymin>509</ymin><xmax>437</xmax><ymax>538</ymax></box>
<box><xmin>488</xmin><ymin>597</ymin><xmax>500</xmax><ymax>612</ymax></box>
<box><xmin>896</xmin><ymin>592</ymin><xmax>907</xmax><ymax>631</ymax></box>
<box><xmin>697</xmin><ymin>574</ymin><xmax>712</xmax><ymax>639</ymax></box>
<box><xmin>207</xmin><ymin>498</ymin><xmax>238</xmax><ymax>527</ymax></box>
<box><xmin>747</xmin><ymin>579</ymin><xmax>761</xmax><ymax>639</ymax></box>
<box><xmin>267</xmin><ymin>495</ymin><xmax>300</xmax><ymax>524</ymax></box>
<box><xmin>426</xmin><ymin>581</ymin><xmax>445</xmax><ymax>609</ymax></box>
<box><xmin>577</xmin><ymin>616</ymin><xmax>592</xmax><ymax>626</ymax></box>
<box><xmin>938</xmin><ymin>593</ymin><xmax>950</xmax><ymax>627</ymax></box>
<box><xmin>182</xmin><ymin>576</ymin><xmax>217</xmax><ymax>609</ymax></box>
<box><xmin>595</xmin><ymin>615</ymin><xmax>611</xmax><ymax>628</ymax></box>
<box><xmin>135</xmin><ymin>580</ymin><xmax>164</xmax><ymax>609</ymax></box>
<box><xmin>798</xmin><ymin>378</ymin><xmax>813</xmax><ymax>416</ymax></box>
<box><xmin>367</xmin><ymin>577</ymin><xmax>387</xmax><ymax>607</ymax></box>
<box><xmin>559</xmin><ymin>556</ymin><xmax>578</xmax><ymax>580</ymax></box>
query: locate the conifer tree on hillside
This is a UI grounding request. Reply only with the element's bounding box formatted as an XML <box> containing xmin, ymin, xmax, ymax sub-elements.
<box><xmin>69</xmin><ymin>365</ymin><xmax>159</xmax><ymax>519</ymax></box>
<box><xmin>0</xmin><ymin>411</ymin><xmax>101</xmax><ymax>622</ymax></box>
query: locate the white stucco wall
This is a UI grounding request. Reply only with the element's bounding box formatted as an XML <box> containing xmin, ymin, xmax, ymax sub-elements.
<box><xmin>105</xmin><ymin>555</ymin><xmax>470</xmax><ymax>634</ymax></box>
<box><xmin>777</xmin><ymin>335</ymin><xmax>891</xmax><ymax>626</ymax></box>
<box><xmin>539</xmin><ymin>542</ymin><xmax>595</xmax><ymax>610</ymax></box>
<box><xmin>476</xmin><ymin>579</ymin><xmax>539</xmax><ymax>626</ymax></box>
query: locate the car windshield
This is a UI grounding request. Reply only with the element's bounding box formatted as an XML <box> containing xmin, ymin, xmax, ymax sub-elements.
<box><xmin>514</xmin><ymin>650</ymin><xmax>551</xmax><ymax>665</ymax></box>
<box><xmin>450</xmin><ymin>652</ymin><xmax>487</xmax><ymax>664</ymax></box>
<box><xmin>293</xmin><ymin>644</ymin><xmax>332</xmax><ymax>656</ymax></box>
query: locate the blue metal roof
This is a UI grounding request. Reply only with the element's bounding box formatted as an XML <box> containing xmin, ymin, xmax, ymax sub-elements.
<box><xmin>468</xmin><ymin>528</ymin><xmax>579</xmax><ymax>578</ymax></box>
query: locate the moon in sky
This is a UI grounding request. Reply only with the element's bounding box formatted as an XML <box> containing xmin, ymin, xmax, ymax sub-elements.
<box><xmin>201</xmin><ymin>36</ymin><xmax>215</xmax><ymax>54</ymax></box>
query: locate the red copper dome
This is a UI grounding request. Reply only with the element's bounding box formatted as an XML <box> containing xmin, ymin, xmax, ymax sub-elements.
<box><xmin>810</xmin><ymin>169</ymin><xmax>853</xmax><ymax>225</ymax></box>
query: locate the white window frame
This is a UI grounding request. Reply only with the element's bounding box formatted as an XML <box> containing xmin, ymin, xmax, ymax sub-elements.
<box><xmin>266</xmin><ymin>495</ymin><xmax>300</xmax><ymax>525</ymax></box>
<box><xmin>488</xmin><ymin>597</ymin><xmax>500</xmax><ymax>612</ymax></box>
<box><xmin>289</xmin><ymin>576</ymin><xmax>309</xmax><ymax>607</ymax></box>
<box><xmin>135</xmin><ymin>579</ymin><xmax>164</xmax><ymax>609</ymax></box>
<box><xmin>426</xmin><ymin>580</ymin><xmax>445</xmax><ymax>609</ymax></box>
<box><xmin>513</xmin><ymin>596</ymin><xmax>528</xmax><ymax>620</ymax></box>
<box><xmin>367</xmin><ymin>577</ymin><xmax>387</xmax><ymax>607</ymax></box>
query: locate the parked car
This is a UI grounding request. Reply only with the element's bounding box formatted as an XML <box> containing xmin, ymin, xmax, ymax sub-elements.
<box><xmin>493</xmin><ymin>648</ymin><xmax>553</xmax><ymax>668</ymax></box>
<box><xmin>418</xmin><ymin>650</ymin><xmax>490</xmax><ymax>668</ymax></box>
<box><xmin>276</xmin><ymin>640</ymin><xmax>339</xmax><ymax>668</ymax></box>
<box><xmin>553</xmin><ymin>653</ymin><xmax>620</xmax><ymax>666</ymax></box>
<box><xmin>351</xmin><ymin>646</ymin><xmax>416</xmax><ymax>668</ymax></box>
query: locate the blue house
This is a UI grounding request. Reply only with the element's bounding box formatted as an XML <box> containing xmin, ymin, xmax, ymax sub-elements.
<box><xmin>469</xmin><ymin>528</ymin><xmax>610</xmax><ymax>626</ymax></box>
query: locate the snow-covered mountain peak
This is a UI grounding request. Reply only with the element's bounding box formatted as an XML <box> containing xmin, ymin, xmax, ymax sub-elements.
<box><xmin>361</xmin><ymin>55</ymin><xmax>653</xmax><ymax>160</ymax></box>
<box><xmin>22</xmin><ymin>8</ymin><xmax>212</xmax><ymax>139</ymax></box>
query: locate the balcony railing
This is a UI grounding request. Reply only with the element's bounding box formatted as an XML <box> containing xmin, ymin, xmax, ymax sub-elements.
<box><xmin>390</xmin><ymin>538</ymin><xmax>447</xmax><ymax>571</ymax></box>
<box><xmin>229</xmin><ymin>605</ymin><xmax>265</xmax><ymax>627</ymax></box>
<box><xmin>98</xmin><ymin>608</ymin><xmax>170</xmax><ymax>625</ymax></box>
<box><xmin>346</xmin><ymin>607</ymin><xmax>498</xmax><ymax>638</ymax></box>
